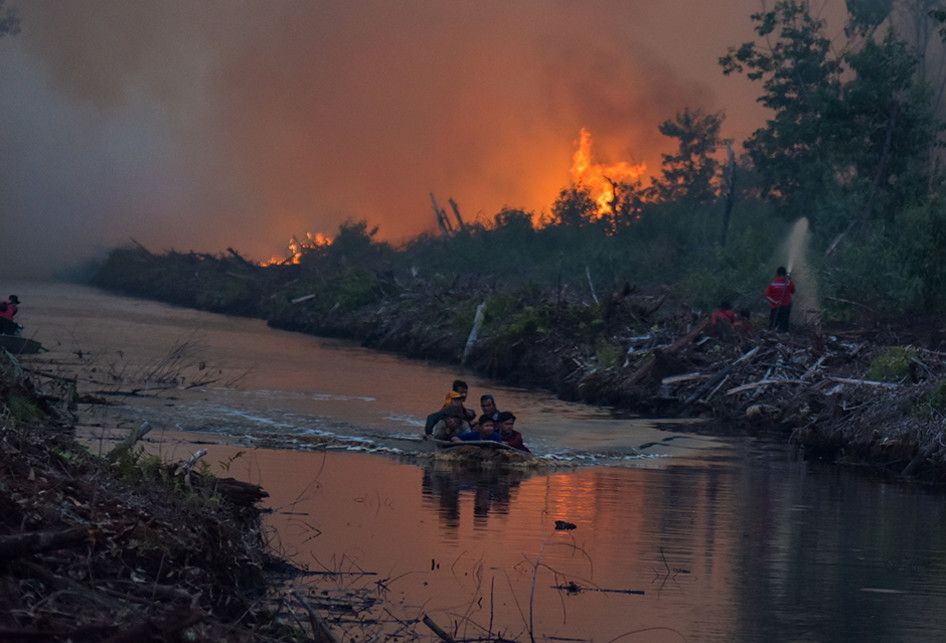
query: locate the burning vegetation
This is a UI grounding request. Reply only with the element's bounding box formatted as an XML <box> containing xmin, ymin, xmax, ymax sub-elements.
<box><xmin>259</xmin><ymin>231</ymin><xmax>333</xmax><ymax>267</ymax></box>
<box><xmin>569</xmin><ymin>127</ymin><xmax>647</xmax><ymax>219</ymax></box>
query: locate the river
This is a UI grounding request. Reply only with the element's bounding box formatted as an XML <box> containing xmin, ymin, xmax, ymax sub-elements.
<box><xmin>12</xmin><ymin>282</ymin><xmax>946</xmax><ymax>641</ymax></box>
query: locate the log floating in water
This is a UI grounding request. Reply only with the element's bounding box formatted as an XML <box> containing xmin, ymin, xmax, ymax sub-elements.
<box><xmin>422</xmin><ymin>614</ymin><xmax>455</xmax><ymax>642</ymax></box>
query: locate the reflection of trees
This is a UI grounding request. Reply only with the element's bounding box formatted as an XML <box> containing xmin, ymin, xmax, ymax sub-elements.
<box><xmin>730</xmin><ymin>460</ymin><xmax>946</xmax><ymax>641</ymax></box>
<box><xmin>421</xmin><ymin>462</ymin><xmax>533</xmax><ymax>533</ymax></box>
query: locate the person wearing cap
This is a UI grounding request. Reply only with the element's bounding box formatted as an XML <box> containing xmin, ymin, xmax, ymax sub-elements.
<box><xmin>453</xmin><ymin>415</ymin><xmax>502</xmax><ymax>443</ymax></box>
<box><xmin>425</xmin><ymin>389</ymin><xmax>471</xmax><ymax>435</ymax></box>
<box><xmin>496</xmin><ymin>411</ymin><xmax>529</xmax><ymax>452</ymax></box>
<box><xmin>431</xmin><ymin>405</ymin><xmax>471</xmax><ymax>441</ymax></box>
<box><xmin>0</xmin><ymin>295</ymin><xmax>18</xmax><ymax>335</ymax></box>
<box><xmin>451</xmin><ymin>379</ymin><xmax>477</xmax><ymax>422</ymax></box>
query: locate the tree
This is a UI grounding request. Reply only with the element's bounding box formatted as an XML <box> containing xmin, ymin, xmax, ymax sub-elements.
<box><xmin>721</xmin><ymin>0</ymin><xmax>940</xmax><ymax>237</ymax></box>
<box><xmin>550</xmin><ymin>184</ymin><xmax>597</xmax><ymax>227</ymax></box>
<box><xmin>838</xmin><ymin>29</ymin><xmax>938</xmax><ymax>217</ymax></box>
<box><xmin>0</xmin><ymin>0</ymin><xmax>19</xmax><ymax>38</ymax></box>
<box><xmin>652</xmin><ymin>108</ymin><xmax>725</xmax><ymax>204</ymax></box>
<box><xmin>606</xmin><ymin>178</ymin><xmax>645</xmax><ymax>230</ymax></box>
<box><xmin>720</xmin><ymin>1</ymin><xmax>843</xmax><ymax>219</ymax></box>
<box><xmin>493</xmin><ymin>207</ymin><xmax>535</xmax><ymax>233</ymax></box>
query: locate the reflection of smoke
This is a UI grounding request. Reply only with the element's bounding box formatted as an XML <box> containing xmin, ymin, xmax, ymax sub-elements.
<box><xmin>0</xmin><ymin>1</ymin><xmax>748</xmax><ymax>278</ymax></box>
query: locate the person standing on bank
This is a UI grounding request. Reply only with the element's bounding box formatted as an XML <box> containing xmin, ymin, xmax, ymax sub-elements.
<box><xmin>765</xmin><ymin>267</ymin><xmax>795</xmax><ymax>332</ymax></box>
<box><xmin>0</xmin><ymin>295</ymin><xmax>20</xmax><ymax>335</ymax></box>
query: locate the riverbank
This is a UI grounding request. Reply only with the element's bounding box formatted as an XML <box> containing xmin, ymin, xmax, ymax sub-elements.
<box><xmin>0</xmin><ymin>354</ymin><xmax>325</xmax><ymax>641</ymax></box>
<box><xmin>88</xmin><ymin>245</ymin><xmax>946</xmax><ymax>482</ymax></box>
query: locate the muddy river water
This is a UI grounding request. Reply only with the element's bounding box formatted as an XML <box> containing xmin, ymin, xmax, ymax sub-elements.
<box><xmin>11</xmin><ymin>282</ymin><xmax>946</xmax><ymax>641</ymax></box>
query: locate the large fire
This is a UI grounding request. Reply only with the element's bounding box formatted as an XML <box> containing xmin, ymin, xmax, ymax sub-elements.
<box><xmin>259</xmin><ymin>231</ymin><xmax>332</xmax><ymax>266</ymax></box>
<box><xmin>570</xmin><ymin>128</ymin><xmax>647</xmax><ymax>216</ymax></box>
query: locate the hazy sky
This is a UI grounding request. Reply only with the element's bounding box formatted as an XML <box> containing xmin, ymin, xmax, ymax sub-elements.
<box><xmin>0</xmin><ymin>1</ymin><xmax>845</xmax><ymax>277</ymax></box>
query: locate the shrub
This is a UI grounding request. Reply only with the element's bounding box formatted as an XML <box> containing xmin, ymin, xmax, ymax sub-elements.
<box><xmin>865</xmin><ymin>347</ymin><xmax>917</xmax><ymax>382</ymax></box>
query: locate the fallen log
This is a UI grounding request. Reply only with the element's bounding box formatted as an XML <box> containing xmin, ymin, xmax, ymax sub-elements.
<box><xmin>828</xmin><ymin>377</ymin><xmax>900</xmax><ymax>389</ymax></box>
<box><xmin>293</xmin><ymin>590</ymin><xmax>339</xmax><ymax>643</ymax></box>
<box><xmin>682</xmin><ymin>346</ymin><xmax>761</xmax><ymax>406</ymax></box>
<box><xmin>105</xmin><ymin>422</ymin><xmax>152</xmax><ymax>462</ymax></box>
<box><xmin>100</xmin><ymin>608</ymin><xmax>203</xmax><ymax>643</ymax></box>
<box><xmin>661</xmin><ymin>372</ymin><xmax>707</xmax><ymax>385</ymax></box>
<box><xmin>422</xmin><ymin>614</ymin><xmax>455</xmax><ymax>642</ymax></box>
<box><xmin>0</xmin><ymin>526</ymin><xmax>95</xmax><ymax>561</ymax></box>
<box><xmin>725</xmin><ymin>379</ymin><xmax>804</xmax><ymax>396</ymax></box>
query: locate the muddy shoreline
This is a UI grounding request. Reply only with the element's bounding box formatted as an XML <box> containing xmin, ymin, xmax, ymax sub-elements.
<box><xmin>88</xmin><ymin>248</ymin><xmax>946</xmax><ymax>483</ymax></box>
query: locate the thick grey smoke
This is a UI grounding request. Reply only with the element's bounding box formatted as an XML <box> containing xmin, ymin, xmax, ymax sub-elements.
<box><xmin>0</xmin><ymin>0</ymin><xmax>766</xmax><ymax>278</ymax></box>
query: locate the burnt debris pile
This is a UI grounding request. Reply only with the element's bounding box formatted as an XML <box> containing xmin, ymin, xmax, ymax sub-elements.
<box><xmin>0</xmin><ymin>354</ymin><xmax>305</xmax><ymax>642</ymax></box>
<box><xmin>634</xmin><ymin>325</ymin><xmax>946</xmax><ymax>481</ymax></box>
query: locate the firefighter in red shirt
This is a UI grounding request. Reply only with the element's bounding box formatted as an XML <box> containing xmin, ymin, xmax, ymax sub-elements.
<box><xmin>765</xmin><ymin>267</ymin><xmax>795</xmax><ymax>332</ymax></box>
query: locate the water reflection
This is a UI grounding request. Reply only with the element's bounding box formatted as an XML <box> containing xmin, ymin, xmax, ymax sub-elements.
<box><xmin>421</xmin><ymin>462</ymin><xmax>532</xmax><ymax>534</ymax></box>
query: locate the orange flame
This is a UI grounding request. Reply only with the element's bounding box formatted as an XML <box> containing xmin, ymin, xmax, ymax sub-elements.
<box><xmin>259</xmin><ymin>231</ymin><xmax>333</xmax><ymax>266</ymax></box>
<box><xmin>570</xmin><ymin>128</ymin><xmax>646</xmax><ymax>216</ymax></box>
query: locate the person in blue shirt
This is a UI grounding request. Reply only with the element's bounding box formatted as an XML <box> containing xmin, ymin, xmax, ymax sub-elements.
<box><xmin>453</xmin><ymin>416</ymin><xmax>502</xmax><ymax>443</ymax></box>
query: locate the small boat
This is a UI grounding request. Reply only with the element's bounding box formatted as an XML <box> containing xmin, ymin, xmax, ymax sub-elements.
<box><xmin>0</xmin><ymin>335</ymin><xmax>44</xmax><ymax>355</ymax></box>
<box><xmin>429</xmin><ymin>438</ymin><xmax>534</xmax><ymax>463</ymax></box>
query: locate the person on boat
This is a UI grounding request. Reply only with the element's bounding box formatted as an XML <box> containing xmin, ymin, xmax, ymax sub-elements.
<box><xmin>451</xmin><ymin>380</ymin><xmax>477</xmax><ymax>422</ymax></box>
<box><xmin>477</xmin><ymin>394</ymin><xmax>500</xmax><ymax>425</ymax></box>
<box><xmin>453</xmin><ymin>415</ymin><xmax>502</xmax><ymax>443</ymax></box>
<box><xmin>765</xmin><ymin>267</ymin><xmax>795</xmax><ymax>332</ymax></box>
<box><xmin>431</xmin><ymin>406</ymin><xmax>470</xmax><ymax>441</ymax></box>
<box><xmin>0</xmin><ymin>295</ymin><xmax>19</xmax><ymax>335</ymax></box>
<box><xmin>496</xmin><ymin>411</ymin><xmax>530</xmax><ymax>452</ymax></box>
<box><xmin>425</xmin><ymin>389</ymin><xmax>469</xmax><ymax>435</ymax></box>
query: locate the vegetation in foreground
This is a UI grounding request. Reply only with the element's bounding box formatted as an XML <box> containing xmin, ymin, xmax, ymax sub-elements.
<box><xmin>0</xmin><ymin>353</ymin><xmax>320</xmax><ymax>641</ymax></box>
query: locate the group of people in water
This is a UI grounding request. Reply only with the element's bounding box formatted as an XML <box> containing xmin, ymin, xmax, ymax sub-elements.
<box><xmin>0</xmin><ymin>294</ymin><xmax>20</xmax><ymax>336</ymax></box>
<box><xmin>423</xmin><ymin>380</ymin><xmax>530</xmax><ymax>453</ymax></box>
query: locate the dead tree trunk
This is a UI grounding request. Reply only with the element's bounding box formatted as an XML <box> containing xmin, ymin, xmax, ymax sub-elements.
<box><xmin>448</xmin><ymin>197</ymin><xmax>467</xmax><ymax>232</ymax></box>
<box><xmin>462</xmin><ymin>302</ymin><xmax>487</xmax><ymax>365</ymax></box>
<box><xmin>430</xmin><ymin>193</ymin><xmax>453</xmax><ymax>236</ymax></box>
<box><xmin>719</xmin><ymin>141</ymin><xmax>737</xmax><ymax>247</ymax></box>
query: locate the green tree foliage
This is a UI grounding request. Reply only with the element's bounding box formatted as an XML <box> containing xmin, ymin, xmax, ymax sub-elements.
<box><xmin>720</xmin><ymin>1</ymin><xmax>843</xmax><ymax>219</ymax></box>
<box><xmin>837</xmin><ymin>29</ymin><xmax>937</xmax><ymax>221</ymax></box>
<box><xmin>550</xmin><ymin>184</ymin><xmax>597</xmax><ymax>227</ymax></box>
<box><xmin>721</xmin><ymin>0</ymin><xmax>940</xmax><ymax>237</ymax></box>
<box><xmin>652</xmin><ymin>108</ymin><xmax>725</xmax><ymax>204</ymax></box>
<box><xmin>493</xmin><ymin>207</ymin><xmax>534</xmax><ymax>233</ymax></box>
<box><xmin>846</xmin><ymin>0</ymin><xmax>893</xmax><ymax>35</ymax></box>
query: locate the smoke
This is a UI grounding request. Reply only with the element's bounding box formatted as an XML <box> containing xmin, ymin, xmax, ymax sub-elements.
<box><xmin>0</xmin><ymin>0</ymin><xmax>765</xmax><ymax>278</ymax></box>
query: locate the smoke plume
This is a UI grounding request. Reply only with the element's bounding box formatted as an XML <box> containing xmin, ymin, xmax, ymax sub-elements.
<box><xmin>0</xmin><ymin>0</ymin><xmax>766</xmax><ymax>277</ymax></box>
